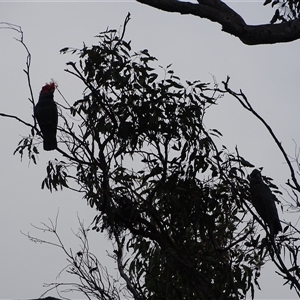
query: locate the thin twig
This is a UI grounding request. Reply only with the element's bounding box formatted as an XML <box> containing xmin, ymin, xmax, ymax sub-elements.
<box><xmin>222</xmin><ymin>76</ymin><xmax>300</xmax><ymax>193</ymax></box>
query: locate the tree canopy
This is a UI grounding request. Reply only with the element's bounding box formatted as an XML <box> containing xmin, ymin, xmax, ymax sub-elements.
<box><xmin>135</xmin><ymin>0</ymin><xmax>300</xmax><ymax>45</ymax></box>
<box><xmin>3</xmin><ymin>13</ymin><xmax>300</xmax><ymax>300</ymax></box>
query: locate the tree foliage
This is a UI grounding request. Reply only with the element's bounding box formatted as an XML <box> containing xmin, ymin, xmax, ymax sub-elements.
<box><xmin>3</xmin><ymin>15</ymin><xmax>300</xmax><ymax>300</ymax></box>
<box><xmin>135</xmin><ymin>0</ymin><xmax>300</xmax><ymax>45</ymax></box>
<box><xmin>264</xmin><ymin>0</ymin><xmax>300</xmax><ymax>22</ymax></box>
<box><xmin>53</xmin><ymin>17</ymin><xmax>262</xmax><ymax>298</ymax></box>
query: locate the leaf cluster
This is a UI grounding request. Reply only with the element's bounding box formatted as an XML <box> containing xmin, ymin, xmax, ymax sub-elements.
<box><xmin>264</xmin><ymin>0</ymin><xmax>300</xmax><ymax>22</ymax></box>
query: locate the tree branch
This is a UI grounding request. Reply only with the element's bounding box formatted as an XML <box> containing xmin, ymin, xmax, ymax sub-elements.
<box><xmin>135</xmin><ymin>0</ymin><xmax>300</xmax><ymax>45</ymax></box>
<box><xmin>0</xmin><ymin>112</ymin><xmax>35</xmax><ymax>129</ymax></box>
<box><xmin>222</xmin><ymin>77</ymin><xmax>300</xmax><ymax>193</ymax></box>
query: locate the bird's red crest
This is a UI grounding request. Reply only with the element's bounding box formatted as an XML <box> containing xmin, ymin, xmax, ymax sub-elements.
<box><xmin>40</xmin><ymin>81</ymin><xmax>56</xmax><ymax>94</ymax></box>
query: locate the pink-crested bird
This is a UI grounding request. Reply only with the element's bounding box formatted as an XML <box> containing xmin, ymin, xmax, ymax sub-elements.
<box><xmin>34</xmin><ymin>82</ymin><xmax>58</xmax><ymax>151</ymax></box>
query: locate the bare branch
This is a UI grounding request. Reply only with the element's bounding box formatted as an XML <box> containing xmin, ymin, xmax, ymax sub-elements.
<box><xmin>222</xmin><ymin>77</ymin><xmax>300</xmax><ymax>193</ymax></box>
<box><xmin>135</xmin><ymin>0</ymin><xmax>300</xmax><ymax>45</ymax></box>
<box><xmin>0</xmin><ymin>22</ymin><xmax>36</xmax><ymax>123</ymax></box>
<box><xmin>25</xmin><ymin>216</ymin><xmax>123</xmax><ymax>300</ymax></box>
<box><xmin>0</xmin><ymin>112</ymin><xmax>35</xmax><ymax>129</ymax></box>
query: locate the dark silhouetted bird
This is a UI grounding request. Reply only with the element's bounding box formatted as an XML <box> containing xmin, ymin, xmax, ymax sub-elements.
<box><xmin>34</xmin><ymin>82</ymin><xmax>58</xmax><ymax>151</ymax></box>
<box><xmin>249</xmin><ymin>169</ymin><xmax>282</xmax><ymax>236</ymax></box>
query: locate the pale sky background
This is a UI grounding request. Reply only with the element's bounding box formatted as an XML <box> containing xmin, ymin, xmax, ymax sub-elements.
<box><xmin>0</xmin><ymin>1</ymin><xmax>299</xmax><ymax>299</ymax></box>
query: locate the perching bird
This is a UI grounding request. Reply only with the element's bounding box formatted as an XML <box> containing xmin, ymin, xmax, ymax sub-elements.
<box><xmin>249</xmin><ymin>169</ymin><xmax>282</xmax><ymax>236</ymax></box>
<box><xmin>34</xmin><ymin>82</ymin><xmax>58</xmax><ymax>151</ymax></box>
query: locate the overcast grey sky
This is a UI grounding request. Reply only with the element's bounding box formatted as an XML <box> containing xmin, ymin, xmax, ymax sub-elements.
<box><xmin>1</xmin><ymin>1</ymin><xmax>299</xmax><ymax>299</ymax></box>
